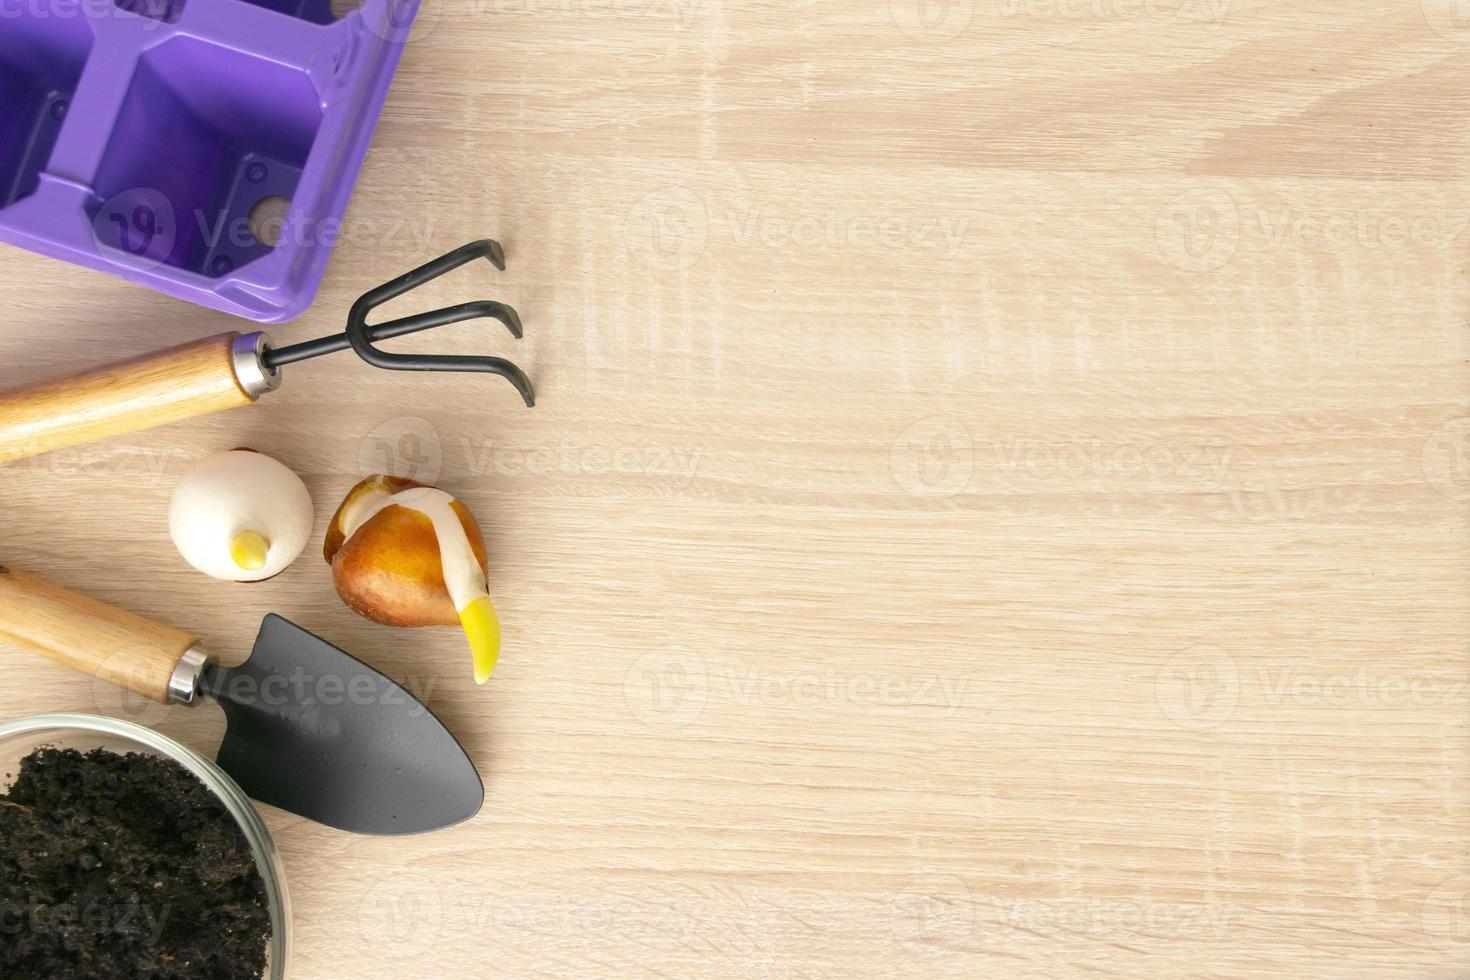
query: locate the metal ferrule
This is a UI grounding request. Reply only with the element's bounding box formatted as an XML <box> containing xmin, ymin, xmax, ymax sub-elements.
<box><xmin>168</xmin><ymin>646</ymin><xmax>213</xmax><ymax>705</ymax></box>
<box><xmin>231</xmin><ymin>332</ymin><xmax>283</xmax><ymax>399</ymax></box>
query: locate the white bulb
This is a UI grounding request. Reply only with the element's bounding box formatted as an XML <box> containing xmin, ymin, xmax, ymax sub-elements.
<box><xmin>169</xmin><ymin>450</ymin><xmax>314</xmax><ymax>582</ymax></box>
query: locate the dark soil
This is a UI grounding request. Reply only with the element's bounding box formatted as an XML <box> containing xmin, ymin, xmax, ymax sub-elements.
<box><xmin>0</xmin><ymin>747</ymin><xmax>270</xmax><ymax>979</ymax></box>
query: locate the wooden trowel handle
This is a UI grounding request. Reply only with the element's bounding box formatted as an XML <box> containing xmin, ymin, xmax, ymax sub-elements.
<box><xmin>0</xmin><ymin>332</ymin><xmax>266</xmax><ymax>464</ymax></box>
<box><xmin>0</xmin><ymin>565</ymin><xmax>200</xmax><ymax>704</ymax></box>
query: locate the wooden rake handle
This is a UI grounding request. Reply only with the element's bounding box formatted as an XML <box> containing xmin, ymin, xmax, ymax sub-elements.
<box><xmin>0</xmin><ymin>332</ymin><xmax>270</xmax><ymax>463</ymax></box>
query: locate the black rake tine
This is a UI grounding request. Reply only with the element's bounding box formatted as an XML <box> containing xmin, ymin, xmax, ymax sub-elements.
<box><xmin>367</xmin><ymin>301</ymin><xmax>524</xmax><ymax>344</ymax></box>
<box><xmin>356</xmin><ymin>240</ymin><xmax>506</xmax><ymax>310</ymax></box>
<box><xmin>341</xmin><ymin>240</ymin><xmax>534</xmax><ymax>407</ymax></box>
<box><xmin>382</xmin><ymin>355</ymin><xmax>536</xmax><ymax>408</ymax></box>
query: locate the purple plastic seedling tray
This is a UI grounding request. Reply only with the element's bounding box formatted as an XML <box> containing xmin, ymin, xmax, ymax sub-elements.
<box><xmin>0</xmin><ymin>0</ymin><xmax>418</xmax><ymax>322</ymax></box>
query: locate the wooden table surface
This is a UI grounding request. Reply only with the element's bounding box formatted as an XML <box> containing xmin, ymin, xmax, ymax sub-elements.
<box><xmin>2</xmin><ymin>1</ymin><xmax>1468</xmax><ymax>977</ymax></box>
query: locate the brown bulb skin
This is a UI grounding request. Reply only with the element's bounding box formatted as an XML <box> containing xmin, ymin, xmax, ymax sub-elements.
<box><xmin>324</xmin><ymin>475</ymin><xmax>489</xmax><ymax>629</ymax></box>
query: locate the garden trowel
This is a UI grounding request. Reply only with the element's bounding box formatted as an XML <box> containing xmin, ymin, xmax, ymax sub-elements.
<box><xmin>0</xmin><ymin>565</ymin><xmax>483</xmax><ymax>835</ymax></box>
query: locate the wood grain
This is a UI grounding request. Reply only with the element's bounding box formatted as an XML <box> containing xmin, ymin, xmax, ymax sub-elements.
<box><xmin>0</xmin><ymin>0</ymin><xmax>1467</xmax><ymax>977</ymax></box>
<box><xmin>0</xmin><ymin>332</ymin><xmax>253</xmax><ymax>463</ymax></box>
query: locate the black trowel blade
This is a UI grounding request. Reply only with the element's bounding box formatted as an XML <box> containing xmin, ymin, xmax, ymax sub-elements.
<box><xmin>199</xmin><ymin>614</ymin><xmax>484</xmax><ymax>835</ymax></box>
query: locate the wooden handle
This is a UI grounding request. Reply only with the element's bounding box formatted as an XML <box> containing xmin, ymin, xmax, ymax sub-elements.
<box><xmin>0</xmin><ymin>333</ymin><xmax>257</xmax><ymax>463</ymax></box>
<box><xmin>0</xmin><ymin>565</ymin><xmax>199</xmax><ymax>704</ymax></box>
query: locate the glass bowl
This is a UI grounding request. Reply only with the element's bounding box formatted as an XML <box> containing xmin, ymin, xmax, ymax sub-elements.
<box><xmin>0</xmin><ymin>713</ymin><xmax>290</xmax><ymax>979</ymax></box>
